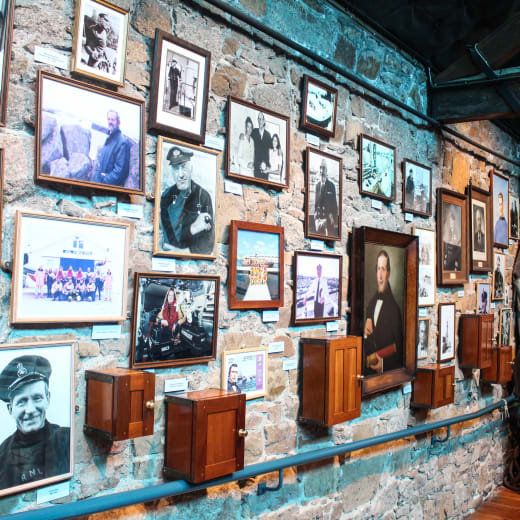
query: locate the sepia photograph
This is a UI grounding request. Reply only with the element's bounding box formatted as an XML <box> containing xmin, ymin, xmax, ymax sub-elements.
<box><xmin>360</xmin><ymin>134</ymin><xmax>395</xmax><ymax>202</ymax></box>
<box><xmin>493</xmin><ymin>251</ymin><xmax>505</xmax><ymax>301</ymax></box>
<box><xmin>414</xmin><ymin>226</ymin><xmax>435</xmax><ymax>306</ymax></box>
<box><xmin>402</xmin><ymin>159</ymin><xmax>432</xmax><ymax>216</ymax></box>
<box><xmin>510</xmin><ymin>194</ymin><xmax>519</xmax><ymax>240</ymax></box>
<box><xmin>492</xmin><ymin>171</ymin><xmax>509</xmax><ymax>248</ymax></box>
<box><xmin>500</xmin><ymin>308</ymin><xmax>512</xmax><ymax>347</ymax></box>
<box><xmin>0</xmin><ymin>0</ymin><xmax>13</xmax><ymax>126</ymax></box>
<box><xmin>477</xmin><ymin>281</ymin><xmax>490</xmax><ymax>314</ymax></box>
<box><xmin>438</xmin><ymin>303</ymin><xmax>455</xmax><ymax>362</ymax></box>
<box><xmin>222</xmin><ymin>347</ymin><xmax>267</xmax><ymax>400</ymax></box>
<box><xmin>300</xmin><ymin>75</ymin><xmax>338</xmax><ymax>138</ymax></box>
<box><xmin>467</xmin><ymin>184</ymin><xmax>492</xmax><ymax>273</ymax></box>
<box><xmin>417</xmin><ymin>318</ymin><xmax>429</xmax><ymax>360</ymax></box>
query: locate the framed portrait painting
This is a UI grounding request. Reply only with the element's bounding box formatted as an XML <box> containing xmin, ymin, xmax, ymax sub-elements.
<box><xmin>0</xmin><ymin>0</ymin><xmax>14</xmax><ymax>126</ymax></box>
<box><xmin>300</xmin><ymin>75</ymin><xmax>338</xmax><ymax>139</ymax></box>
<box><xmin>36</xmin><ymin>71</ymin><xmax>145</xmax><ymax>195</ymax></box>
<box><xmin>130</xmin><ymin>272</ymin><xmax>219</xmax><ymax>369</ymax></box>
<box><xmin>510</xmin><ymin>194</ymin><xmax>519</xmax><ymax>240</ymax></box>
<box><xmin>222</xmin><ymin>347</ymin><xmax>267</xmax><ymax>400</ymax></box>
<box><xmin>293</xmin><ymin>251</ymin><xmax>342</xmax><ymax>326</ymax></box>
<box><xmin>11</xmin><ymin>211</ymin><xmax>130</xmax><ymax>324</ymax></box>
<box><xmin>71</xmin><ymin>0</ymin><xmax>129</xmax><ymax>86</ymax></box>
<box><xmin>305</xmin><ymin>147</ymin><xmax>342</xmax><ymax>241</ymax></box>
<box><xmin>414</xmin><ymin>226</ymin><xmax>435</xmax><ymax>307</ymax></box>
<box><xmin>402</xmin><ymin>159</ymin><xmax>432</xmax><ymax>217</ymax></box>
<box><xmin>500</xmin><ymin>308</ymin><xmax>512</xmax><ymax>347</ymax></box>
<box><xmin>476</xmin><ymin>281</ymin><xmax>491</xmax><ymax>314</ymax></box>
<box><xmin>351</xmin><ymin>227</ymin><xmax>418</xmax><ymax>396</ymax></box>
<box><xmin>491</xmin><ymin>171</ymin><xmax>509</xmax><ymax>248</ymax></box>
<box><xmin>227</xmin><ymin>96</ymin><xmax>290</xmax><ymax>190</ymax></box>
<box><xmin>417</xmin><ymin>317</ymin><xmax>429</xmax><ymax>360</ymax></box>
<box><xmin>149</xmin><ymin>30</ymin><xmax>210</xmax><ymax>144</ymax></box>
<box><xmin>153</xmin><ymin>137</ymin><xmax>218</xmax><ymax>259</ymax></box>
<box><xmin>493</xmin><ymin>251</ymin><xmax>506</xmax><ymax>301</ymax></box>
<box><xmin>0</xmin><ymin>340</ymin><xmax>74</xmax><ymax>497</ymax></box>
<box><xmin>438</xmin><ymin>303</ymin><xmax>455</xmax><ymax>362</ymax></box>
<box><xmin>467</xmin><ymin>184</ymin><xmax>492</xmax><ymax>273</ymax></box>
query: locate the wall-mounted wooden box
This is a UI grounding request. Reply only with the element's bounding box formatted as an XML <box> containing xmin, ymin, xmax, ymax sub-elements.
<box><xmin>459</xmin><ymin>314</ymin><xmax>493</xmax><ymax>370</ymax></box>
<box><xmin>84</xmin><ymin>368</ymin><xmax>155</xmax><ymax>441</ymax></box>
<box><xmin>481</xmin><ymin>346</ymin><xmax>514</xmax><ymax>384</ymax></box>
<box><xmin>164</xmin><ymin>389</ymin><xmax>246</xmax><ymax>483</ymax></box>
<box><xmin>300</xmin><ymin>335</ymin><xmax>362</xmax><ymax>426</ymax></box>
<box><xmin>412</xmin><ymin>363</ymin><xmax>455</xmax><ymax>408</ymax></box>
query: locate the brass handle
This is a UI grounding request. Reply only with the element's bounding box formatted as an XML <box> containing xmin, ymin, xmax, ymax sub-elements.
<box><xmin>238</xmin><ymin>429</ymin><xmax>248</xmax><ymax>438</ymax></box>
<box><xmin>356</xmin><ymin>374</ymin><xmax>364</xmax><ymax>380</ymax></box>
<box><xmin>508</xmin><ymin>361</ymin><xmax>515</xmax><ymax>365</ymax></box>
<box><xmin>452</xmin><ymin>383</ymin><xmax>457</xmax><ymax>387</ymax></box>
<box><xmin>145</xmin><ymin>400</ymin><xmax>155</xmax><ymax>410</ymax></box>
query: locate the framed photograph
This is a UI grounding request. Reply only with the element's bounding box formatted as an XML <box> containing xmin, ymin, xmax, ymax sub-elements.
<box><xmin>351</xmin><ymin>227</ymin><xmax>418</xmax><ymax>396</ymax></box>
<box><xmin>510</xmin><ymin>194</ymin><xmax>519</xmax><ymax>240</ymax></box>
<box><xmin>0</xmin><ymin>149</ymin><xmax>3</xmax><ymax>261</ymax></box>
<box><xmin>299</xmin><ymin>75</ymin><xmax>338</xmax><ymax>139</ymax></box>
<box><xmin>500</xmin><ymin>308</ymin><xmax>512</xmax><ymax>347</ymax></box>
<box><xmin>493</xmin><ymin>251</ymin><xmax>506</xmax><ymax>301</ymax></box>
<box><xmin>402</xmin><ymin>159</ymin><xmax>432</xmax><ymax>217</ymax></box>
<box><xmin>417</xmin><ymin>318</ymin><xmax>430</xmax><ymax>360</ymax></box>
<box><xmin>153</xmin><ymin>137</ymin><xmax>218</xmax><ymax>259</ymax></box>
<box><xmin>305</xmin><ymin>147</ymin><xmax>342</xmax><ymax>241</ymax></box>
<box><xmin>477</xmin><ymin>281</ymin><xmax>491</xmax><ymax>314</ymax></box>
<box><xmin>0</xmin><ymin>340</ymin><xmax>74</xmax><ymax>497</ymax></box>
<box><xmin>491</xmin><ymin>171</ymin><xmax>509</xmax><ymax>248</ymax></box>
<box><xmin>437</xmin><ymin>188</ymin><xmax>468</xmax><ymax>286</ymax></box>
<box><xmin>228</xmin><ymin>220</ymin><xmax>284</xmax><ymax>310</ymax></box>
<box><xmin>293</xmin><ymin>251</ymin><xmax>342</xmax><ymax>325</ymax></box>
<box><xmin>467</xmin><ymin>184</ymin><xmax>492</xmax><ymax>273</ymax></box>
<box><xmin>11</xmin><ymin>211</ymin><xmax>130</xmax><ymax>324</ymax></box>
<box><xmin>227</xmin><ymin>96</ymin><xmax>290</xmax><ymax>189</ymax></box>
<box><xmin>0</xmin><ymin>0</ymin><xmax>14</xmax><ymax>126</ymax></box>
<box><xmin>438</xmin><ymin>303</ymin><xmax>455</xmax><ymax>362</ymax></box>
<box><xmin>222</xmin><ymin>347</ymin><xmax>267</xmax><ymax>400</ymax></box>
<box><xmin>359</xmin><ymin>134</ymin><xmax>396</xmax><ymax>203</ymax></box>
<box><xmin>130</xmin><ymin>273</ymin><xmax>219</xmax><ymax>369</ymax></box>
<box><xmin>36</xmin><ymin>71</ymin><xmax>145</xmax><ymax>195</ymax></box>
<box><xmin>414</xmin><ymin>226</ymin><xmax>435</xmax><ymax>307</ymax></box>
<box><xmin>149</xmin><ymin>29</ymin><xmax>210</xmax><ymax>144</ymax></box>
<box><xmin>71</xmin><ymin>0</ymin><xmax>129</xmax><ymax>86</ymax></box>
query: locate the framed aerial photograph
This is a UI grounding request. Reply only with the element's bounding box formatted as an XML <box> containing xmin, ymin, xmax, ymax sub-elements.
<box><xmin>153</xmin><ymin>137</ymin><xmax>219</xmax><ymax>259</ymax></box>
<box><xmin>351</xmin><ymin>227</ymin><xmax>418</xmax><ymax>396</ymax></box>
<box><xmin>402</xmin><ymin>159</ymin><xmax>432</xmax><ymax>217</ymax></box>
<box><xmin>414</xmin><ymin>226</ymin><xmax>435</xmax><ymax>307</ymax></box>
<box><xmin>437</xmin><ymin>188</ymin><xmax>468</xmax><ymax>286</ymax></box>
<box><xmin>305</xmin><ymin>147</ymin><xmax>342</xmax><ymax>241</ymax></box>
<box><xmin>438</xmin><ymin>303</ymin><xmax>455</xmax><ymax>362</ymax></box>
<box><xmin>300</xmin><ymin>75</ymin><xmax>338</xmax><ymax>139</ymax></box>
<box><xmin>293</xmin><ymin>251</ymin><xmax>342</xmax><ymax>326</ymax></box>
<box><xmin>477</xmin><ymin>281</ymin><xmax>491</xmax><ymax>314</ymax></box>
<box><xmin>467</xmin><ymin>184</ymin><xmax>492</xmax><ymax>273</ymax></box>
<box><xmin>227</xmin><ymin>96</ymin><xmax>290</xmax><ymax>190</ymax></box>
<box><xmin>149</xmin><ymin>29</ymin><xmax>210</xmax><ymax>144</ymax></box>
<box><xmin>510</xmin><ymin>194</ymin><xmax>519</xmax><ymax>240</ymax></box>
<box><xmin>0</xmin><ymin>0</ymin><xmax>14</xmax><ymax>126</ymax></box>
<box><xmin>0</xmin><ymin>340</ymin><xmax>74</xmax><ymax>498</ymax></box>
<box><xmin>417</xmin><ymin>318</ymin><xmax>430</xmax><ymax>360</ymax></box>
<box><xmin>500</xmin><ymin>307</ymin><xmax>512</xmax><ymax>347</ymax></box>
<box><xmin>491</xmin><ymin>171</ymin><xmax>509</xmax><ymax>248</ymax></box>
<box><xmin>36</xmin><ymin>71</ymin><xmax>145</xmax><ymax>195</ymax></box>
<box><xmin>130</xmin><ymin>272</ymin><xmax>219</xmax><ymax>369</ymax></box>
<box><xmin>359</xmin><ymin>134</ymin><xmax>396</xmax><ymax>203</ymax></box>
<box><xmin>71</xmin><ymin>0</ymin><xmax>129</xmax><ymax>86</ymax></box>
<box><xmin>11</xmin><ymin>211</ymin><xmax>130</xmax><ymax>324</ymax></box>
<box><xmin>222</xmin><ymin>347</ymin><xmax>267</xmax><ymax>400</ymax></box>
<box><xmin>493</xmin><ymin>251</ymin><xmax>506</xmax><ymax>301</ymax></box>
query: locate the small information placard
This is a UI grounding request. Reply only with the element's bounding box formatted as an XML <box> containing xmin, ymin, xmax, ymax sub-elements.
<box><xmin>305</xmin><ymin>133</ymin><xmax>320</xmax><ymax>147</ymax></box>
<box><xmin>491</xmin><ymin>302</ymin><xmax>496</xmax><ymax>309</ymax></box>
<box><xmin>450</xmin><ymin>273</ymin><xmax>456</xmax><ymax>280</ymax></box>
<box><xmin>37</xmin><ymin>481</ymin><xmax>70</xmax><ymax>505</ymax></box>
<box><xmin>164</xmin><ymin>377</ymin><xmax>188</xmax><ymax>393</ymax></box>
<box><xmin>310</xmin><ymin>239</ymin><xmax>324</xmax><ymax>251</ymax></box>
<box><xmin>404</xmin><ymin>212</ymin><xmax>414</xmax><ymax>222</ymax></box>
<box><xmin>224</xmin><ymin>180</ymin><xmax>243</xmax><ymax>196</ymax></box>
<box><xmin>478</xmin><ymin>261</ymin><xmax>483</xmax><ymax>268</ymax></box>
<box><xmin>326</xmin><ymin>321</ymin><xmax>339</xmax><ymax>332</ymax></box>
<box><xmin>418</xmin><ymin>308</ymin><xmax>428</xmax><ymax>317</ymax></box>
<box><xmin>268</xmin><ymin>341</ymin><xmax>285</xmax><ymax>354</ymax></box>
<box><xmin>117</xmin><ymin>202</ymin><xmax>144</xmax><ymax>220</ymax></box>
<box><xmin>262</xmin><ymin>310</ymin><xmax>279</xmax><ymax>323</ymax></box>
<box><xmin>152</xmin><ymin>257</ymin><xmax>176</xmax><ymax>272</ymax></box>
<box><xmin>204</xmin><ymin>134</ymin><xmax>225</xmax><ymax>151</ymax></box>
<box><xmin>402</xmin><ymin>383</ymin><xmax>412</xmax><ymax>395</ymax></box>
<box><xmin>283</xmin><ymin>359</ymin><xmax>298</xmax><ymax>371</ymax></box>
<box><xmin>458</xmin><ymin>290</ymin><xmax>464</xmax><ymax>297</ymax></box>
<box><xmin>92</xmin><ymin>324</ymin><xmax>122</xmax><ymax>340</ymax></box>
<box><xmin>371</xmin><ymin>199</ymin><xmax>383</xmax><ymax>210</ymax></box>
<box><xmin>35</xmin><ymin>46</ymin><xmax>70</xmax><ymax>70</ymax></box>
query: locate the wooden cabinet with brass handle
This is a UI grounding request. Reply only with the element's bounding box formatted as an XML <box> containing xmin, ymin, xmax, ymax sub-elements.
<box><xmin>481</xmin><ymin>346</ymin><xmax>514</xmax><ymax>384</ymax></box>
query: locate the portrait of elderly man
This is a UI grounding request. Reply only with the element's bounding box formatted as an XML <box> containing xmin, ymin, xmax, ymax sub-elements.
<box><xmin>312</xmin><ymin>158</ymin><xmax>338</xmax><ymax>238</ymax></box>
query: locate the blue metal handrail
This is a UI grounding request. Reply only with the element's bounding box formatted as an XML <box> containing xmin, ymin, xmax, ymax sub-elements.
<box><xmin>4</xmin><ymin>394</ymin><xmax>515</xmax><ymax>520</ymax></box>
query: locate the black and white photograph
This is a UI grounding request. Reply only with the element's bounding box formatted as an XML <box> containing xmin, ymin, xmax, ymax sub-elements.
<box><xmin>492</xmin><ymin>171</ymin><xmax>509</xmax><ymax>248</ymax></box>
<box><xmin>300</xmin><ymin>75</ymin><xmax>338</xmax><ymax>138</ymax></box>
<box><xmin>477</xmin><ymin>282</ymin><xmax>490</xmax><ymax>314</ymax></box>
<box><xmin>36</xmin><ymin>71</ymin><xmax>145</xmax><ymax>195</ymax></box>
<box><xmin>510</xmin><ymin>194</ymin><xmax>519</xmax><ymax>240</ymax></box>
<box><xmin>417</xmin><ymin>318</ymin><xmax>429</xmax><ymax>360</ymax></box>
<box><xmin>493</xmin><ymin>251</ymin><xmax>505</xmax><ymax>301</ymax></box>
<box><xmin>467</xmin><ymin>184</ymin><xmax>492</xmax><ymax>274</ymax></box>
<box><xmin>227</xmin><ymin>96</ymin><xmax>289</xmax><ymax>189</ymax></box>
<box><xmin>415</xmin><ymin>226</ymin><xmax>435</xmax><ymax>306</ymax></box>
<box><xmin>72</xmin><ymin>0</ymin><xmax>129</xmax><ymax>86</ymax></box>
<box><xmin>153</xmin><ymin>137</ymin><xmax>218</xmax><ymax>259</ymax></box>
<box><xmin>293</xmin><ymin>251</ymin><xmax>342</xmax><ymax>325</ymax></box>
<box><xmin>0</xmin><ymin>341</ymin><xmax>74</xmax><ymax>497</ymax></box>
<box><xmin>131</xmin><ymin>273</ymin><xmax>219</xmax><ymax>369</ymax></box>
<box><xmin>402</xmin><ymin>159</ymin><xmax>432</xmax><ymax>217</ymax></box>
<box><xmin>500</xmin><ymin>308</ymin><xmax>512</xmax><ymax>347</ymax></box>
<box><xmin>0</xmin><ymin>0</ymin><xmax>13</xmax><ymax>126</ymax></box>
<box><xmin>472</xmin><ymin>200</ymin><xmax>487</xmax><ymax>259</ymax></box>
<box><xmin>442</xmin><ymin>202</ymin><xmax>462</xmax><ymax>272</ymax></box>
<box><xmin>305</xmin><ymin>147</ymin><xmax>342</xmax><ymax>241</ymax></box>
<box><xmin>221</xmin><ymin>347</ymin><xmax>267</xmax><ymax>400</ymax></box>
<box><xmin>360</xmin><ymin>134</ymin><xmax>396</xmax><ymax>202</ymax></box>
<box><xmin>438</xmin><ymin>303</ymin><xmax>455</xmax><ymax>362</ymax></box>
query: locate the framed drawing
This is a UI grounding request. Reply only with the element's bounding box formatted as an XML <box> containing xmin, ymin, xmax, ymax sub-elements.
<box><xmin>222</xmin><ymin>347</ymin><xmax>267</xmax><ymax>400</ymax></box>
<box><xmin>491</xmin><ymin>171</ymin><xmax>509</xmax><ymax>248</ymax></box>
<box><xmin>351</xmin><ymin>227</ymin><xmax>418</xmax><ymax>396</ymax></box>
<box><xmin>228</xmin><ymin>220</ymin><xmax>284</xmax><ymax>310</ymax></box>
<box><xmin>359</xmin><ymin>134</ymin><xmax>396</xmax><ymax>203</ymax></box>
<box><xmin>71</xmin><ymin>0</ymin><xmax>129</xmax><ymax>86</ymax></box>
<box><xmin>0</xmin><ymin>0</ymin><xmax>13</xmax><ymax>126</ymax></box>
<box><xmin>414</xmin><ymin>226</ymin><xmax>435</xmax><ymax>306</ymax></box>
<box><xmin>305</xmin><ymin>147</ymin><xmax>342</xmax><ymax>241</ymax></box>
<box><xmin>402</xmin><ymin>159</ymin><xmax>432</xmax><ymax>217</ymax></box>
<box><xmin>500</xmin><ymin>307</ymin><xmax>512</xmax><ymax>347</ymax></box>
<box><xmin>476</xmin><ymin>281</ymin><xmax>491</xmax><ymax>314</ymax></box>
<box><xmin>437</xmin><ymin>188</ymin><xmax>468</xmax><ymax>286</ymax></box>
<box><xmin>510</xmin><ymin>194</ymin><xmax>519</xmax><ymax>240</ymax></box>
<box><xmin>149</xmin><ymin>29</ymin><xmax>210</xmax><ymax>144</ymax></box>
<box><xmin>36</xmin><ymin>71</ymin><xmax>145</xmax><ymax>195</ymax></box>
<box><xmin>153</xmin><ymin>137</ymin><xmax>218</xmax><ymax>259</ymax></box>
<box><xmin>11</xmin><ymin>211</ymin><xmax>130</xmax><ymax>324</ymax></box>
<box><xmin>293</xmin><ymin>251</ymin><xmax>342</xmax><ymax>325</ymax></box>
<box><xmin>130</xmin><ymin>272</ymin><xmax>219</xmax><ymax>369</ymax></box>
<box><xmin>493</xmin><ymin>251</ymin><xmax>505</xmax><ymax>301</ymax></box>
<box><xmin>438</xmin><ymin>303</ymin><xmax>455</xmax><ymax>362</ymax></box>
<box><xmin>299</xmin><ymin>75</ymin><xmax>338</xmax><ymax>139</ymax></box>
<box><xmin>417</xmin><ymin>317</ymin><xmax>430</xmax><ymax>360</ymax></box>
<box><xmin>227</xmin><ymin>96</ymin><xmax>290</xmax><ymax>190</ymax></box>
<box><xmin>0</xmin><ymin>340</ymin><xmax>74</xmax><ymax>497</ymax></box>
<box><xmin>467</xmin><ymin>184</ymin><xmax>492</xmax><ymax>273</ymax></box>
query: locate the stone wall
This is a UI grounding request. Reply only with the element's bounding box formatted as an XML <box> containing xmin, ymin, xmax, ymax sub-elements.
<box><xmin>0</xmin><ymin>0</ymin><xmax>518</xmax><ymax>518</ymax></box>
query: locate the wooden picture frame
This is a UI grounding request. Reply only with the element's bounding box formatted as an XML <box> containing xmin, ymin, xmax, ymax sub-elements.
<box><xmin>222</xmin><ymin>347</ymin><xmax>267</xmax><ymax>400</ymax></box>
<box><xmin>11</xmin><ymin>211</ymin><xmax>130</xmax><ymax>324</ymax></box>
<box><xmin>293</xmin><ymin>251</ymin><xmax>342</xmax><ymax>325</ymax></box>
<box><xmin>437</xmin><ymin>188</ymin><xmax>468</xmax><ymax>286</ymax></box>
<box><xmin>359</xmin><ymin>134</ymin><xmax>396</xmax><ymax>203</ymax></box>
<box><xmin>226</xmin><ymin>96</ymin><xmax>290</xmax><ymax>190</ymax></box>
<box><xmin>0</xmin><ymin>0</ymin><xmax>14</xmax><ymax>127</ymax></box>
<box><xmin>0</xmin><ymin>340</ymin><xmax>75</xmax><ymax>497</ymax></box>
<box><xmin>228</xmin><ymin>220</ymin><xmax>284</xmax><ymax>310</ymax></box>
<box><xmin>351</xmin><ymin>226</ymin><xmax>418</xmax><ymax>396</ymax></box>
<box><xmin>304</xmin><ymin>147</ymin><xmax>342</xmax><ymax>241</ymax></box>
<box><xmin>299</xmin><ymin>75</ymin><xmax>338</xmax><ymax>139</ymax></box>
<box><xmin>402</xmin><ymin>159</ymin><xmax>432</xmax><ymax>217</ymax></box>
<box><xmin>130</xmin><ymin>272</ymin><xmax>219</xmax><ymax>369</ymax></box>
<box><xmin>36</xmin><ymin>71</ymin><xmax>145</xmax><ymax>195</ymax></box>
<box><xmin>438</xmin><ymin>303</ymin><xmax>455</xmax><ymax>362</ymax></box>
<box><xmin>153</xmin><ymin>137</ymin><xmax>219</xmax><ymax>259</ymax></box>
<box><xmin>499</xmin><ymin>307</ymin><xmax>512</xmax><ymax>347</ymax></box>
<box><xmin>467</xmin><ymin>184</ymin><xmax>492</xmax><ymax>273</ymax></box>
<box><xmin>493</xmin><ymin>251</ymin><xmax>506</xmax><ymax>301</ymax></box>
<box><xmin>491</xmin><ymin>171</ymin><xmax>509</xmax><ymax>249</ymax></box>
<box><xmin>417</xmin><ymin>317</ymin><xmax>430</xmax><ymax>360</ymax></box>
<box><xmin>413</xmin><ymin>226</ymin><xmax>435</xmax><ymax>307</ymax></box>
<box><xmin>510</xmin><ymin>194</ymin><xmax>519</xmax><ymax>240</ymax></box>
<box><xmin>476</xmin><ymin>281</ymin><xmax>491</xmax><ymax>314</ymax></box>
